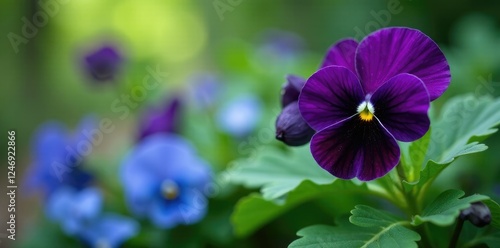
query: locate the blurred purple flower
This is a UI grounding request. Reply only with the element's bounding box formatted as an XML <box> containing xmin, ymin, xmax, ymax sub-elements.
<box><xmin>138</xmin><ymin>96</ymin><xmax>182</xmax><ymax>141</ymax></box>
<box><xmin>46</xmin><ymin>187</ymin><xmax>102</xmax><ymax>235</ymax></box>
<box><xmin>121</xmin><ymin>134</ymin><xmax>212</xmax><ymax>228</ymax></box>
<box><xmin>216</xmin><ymin>95</ymin><xmax>262</xmax><ymax>137</ymax></box>
<box><xmin>258</xmin><ymin>29</ymin><xmax>305</xmax><ymax>60</ymax></box>
<box><xmin>83</xmin><ymin>45</ymin><xmax>123</xmax><ymax>82</ymax></box>
<box><xmin>25</xmin><ymin>118</ymin><xmax>94</xmax><ymax>198</ymax></box>
<box><xmin>299</xmin><ymin>27</ymin><xmax>450</xmax><ymax>180</ymax></box>
<box><xmin>79</xmin><ymin>213</ymin><xmax>139</xmax><ymax>248</ymax></box>
<box><xmin>188</xmin><ymin>73</ymin><xmax>222</xmax><ymax>109</ymax></box>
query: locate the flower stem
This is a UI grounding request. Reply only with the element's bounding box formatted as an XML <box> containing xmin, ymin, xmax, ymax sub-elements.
<box><xmin>449</xmin><ymin>217</ymin><xmax>465</xmax><ymax>248</ymax></box>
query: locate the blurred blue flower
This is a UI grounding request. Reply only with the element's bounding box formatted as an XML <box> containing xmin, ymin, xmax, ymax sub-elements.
<box><xmin>217</xmin><ymin>95</ymin><xmax>262</xmax><ymax>137</ymax></box>
<box><xmin>121</xmin><ymin>134</ymin><xmax>212</xmax><ymax>228</ymax></box>
<box><xmin>46</xmin><ymin>187</ymin><xmax>102</xmax><ymax>235</ymax></box>
<box><xmin>138</xmin><ymin>95</ymin><xmax>182</xmax><ymax>141</ymax></box>
<box><xmin>25</xmin><ymin>118</ymin><xmax>94</xmax><ymax>198</ymax></box>
<box><xmin>46</xmin><ymin>187</ymin><xmax>139</xmax><ymax>247</ymax></box>
<box><xmin>79</xmin><ymin>213</ymin><xmax>139</xmax><ymax>248</ymax></box>
<box><xmin>83</xmin><ymin>44</ymin><xmax>123</xmax><ymax>82</ymax></box>
<box><xmin>257</xmin><ymin>29</ymin><xmax>305</xmax><ymax>60</ymax></box>
<box><xmin>188</xmin><ymin>72</ymin><xmax>222</xmax><ymax>109</ymax></box>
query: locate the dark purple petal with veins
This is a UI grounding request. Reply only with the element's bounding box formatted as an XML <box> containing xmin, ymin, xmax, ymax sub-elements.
<box><xmin>321</xmin><ymin>38</ymin><xmax>358</xmax><ymax>73</ymax></box>
<box><xmin>299</xmin><ymin>66</ymin><xmax>365</xmax><ymax>131</ymax></box>
<box><xmin>356</xmin><ymin>27</ymin><xmax>450</xmax><ymax>100</ymax></box>
<box><xmin>281</xmin><ymin>74</ymin><xmax>306</xmax><ymax>108</ymax></box>
<box><xmin>310</xmin><ymin>116</ymin><xmax>400</xmax><ymax>181</ymax></box>
<box><xmin>371</xmin><ymin>73</ymin><xmax>430</xmax><ymax>142</ymax></box>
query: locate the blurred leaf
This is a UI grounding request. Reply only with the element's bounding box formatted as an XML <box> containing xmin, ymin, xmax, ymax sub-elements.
<box><xmin>412</xmin><ymin>189</ymin><xmax>489</xmax><ymax>226</ymax></box>
<box><xmin>483</xmin><ymin>199</ymin><xmax>500</xmax><ymax>229</ymax></box>
<box><xmin>227</xmin><ymin>146</ymin><xmax>334</xmax><ymax>199</ymax></box>
<box><xmin>231</xmin><ymin>180</ymin><xmax>364</xmax><ymax>237</ymax></box>
<box><xmin>403</xmin><ymin>95</ymin><xmax>500</xmax><ymax>192</ymax></box>
<box><xmin>290</xmin><ymin>207</ymin><xmax>420</xmax><ymax>248</ymax></box>
<box><xmin>463</xmin><ymin>230</ymin><xmax>500</xmax><ymax>248</ymax></box>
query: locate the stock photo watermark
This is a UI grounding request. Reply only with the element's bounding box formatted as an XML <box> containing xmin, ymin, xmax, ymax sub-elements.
<box><xmin>50</xmin><ymin>65</ymin><xmax>169</xmax><ymax>182</ymax></box>
<box><xmin>353</xmin><ymin>0</ymin><xmax>407</xmax><ymax>41</ymax></box>
<box><xmin>213</xmin><ymin>0</ymin><xmax>244</xmax><ymax>21</ymax></box>
<box><xmin>6</xmin><ymin>131</ymin><xmax>17</xmax><ymax>241</ymax></box>
<box><xmin>7</xmin><ymin>0</ymin><xmax>71</xmax><ymax>53</ymax></box>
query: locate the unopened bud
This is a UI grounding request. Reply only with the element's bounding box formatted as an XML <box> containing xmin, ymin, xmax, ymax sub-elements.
<box><xmin>460</xmin><ymin>202</ymin><xmax>491</xmax><ymax>227</ymax></box>
<box><xmin>276</xmin><ymin>101</ymin><xmax>315</xmax><ymax>146</ymax></box>
<box><xmin>281</xmin><ymin>74</ymin><xmax>306</xmax><ymax>108</ymax></box>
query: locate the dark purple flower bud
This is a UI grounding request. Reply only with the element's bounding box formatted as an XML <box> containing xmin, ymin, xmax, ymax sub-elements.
<box><xmin>276</xmin><ymin>101</ymin><xmax>315</xmax><ymax>146</ymax></box>
<box><xmin>138</xmin><ymin>96</ymin><xmax>182</xmax><ymax>141</ymax></box>
<box><xmin>281</xmin><ymin>74</ymin><xmax>306</xmax><ymax>108</ymax></box>
<box><xmin>83</xmin><ymin>45</ymin><xmax>123</xmax><ymax>82</ymax></box>
<box><xmin>460</xmin><ymin>202</ymin><xmax>491</xmax><ymax>227</ymax></box>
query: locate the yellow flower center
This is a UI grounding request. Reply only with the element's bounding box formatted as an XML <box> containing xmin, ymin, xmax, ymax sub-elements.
<box><xmin>357</xmin><ymin>101</ymin><xmax>375</xmax><ymax>122</ymax></box>
<box><xmin>161</xmin><ymin>179</ymin><xmax>179</xmax><ymax>200</ymax></box>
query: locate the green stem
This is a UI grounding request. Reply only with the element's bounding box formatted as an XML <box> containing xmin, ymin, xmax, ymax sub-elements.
<box><xmin>449</xmin><ymin>217</ymin><xmax>465</xmax><ymax>248</ymax></box>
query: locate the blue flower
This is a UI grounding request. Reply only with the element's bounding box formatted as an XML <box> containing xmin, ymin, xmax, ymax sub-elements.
<box><xmin>188</xmin><ymin>72</ymin><xmax>222</xmax><ymax>109</ymax></box>
<box><xmin>216</xmin><ymin>95</ymin><xmax>262</xmax><ymax>137</ymax></box>
<box><xmin>46</xmin><ymin>187</ymin><xmax>102</xmax><ymax>235</ymax></box>
<box><xmin>121</xmin><ymin>134</ymin><xmax>212</xmax><ymax>228</ymax></box>
<box><xmin>25</xmin><ymin>118</ymin><xmax>94</xmax><ymax>197</ymax></box>
<box><xmin>79</xmin><ymin>213</ymin><xmax>139</xmax><ymax>248</ymax></box>
<box><xmin>46</xmin><ymin>187</ymin><xmax>138</xmax><ymax>247</ymax></box>
<box><xmin>257</xmin><ymin>29</ymin><xmax>305</xmax><ymax>60</ymax></box>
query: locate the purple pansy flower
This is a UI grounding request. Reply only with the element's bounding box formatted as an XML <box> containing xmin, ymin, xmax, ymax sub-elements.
<box><xmin>299</xmin><ymin>27</ymin><xmax>450</xmax><ymax>181</ymax></box>
<box><xmin>83</xmin><ymin>44</ymin><xmax>123</xmax><ymax>82</ymax></box>
<box><xmin>25</xmin><ymin>119</ymin><xmax>94</xmax><ymax>197</ymax></box>
<box><xmin>121</xmin><ymin>134</ymin><xmax>212</xmax><ymax>228</ymax></box>
<box><xmin>138</xmin><ymin>95</ymin><xmax>182</xmax><ymax>141</ymax></box>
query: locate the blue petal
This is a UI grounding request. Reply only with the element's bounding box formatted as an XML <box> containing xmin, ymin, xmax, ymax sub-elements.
<box><xmin>217</xmin><ymin>95</ymin><xmax>262</xmax><ymax>137</ymax></box>
<box><xmin>80</xmin><ymin>213</ymin><xmax>139</xmax><ymax>248</ymax></box>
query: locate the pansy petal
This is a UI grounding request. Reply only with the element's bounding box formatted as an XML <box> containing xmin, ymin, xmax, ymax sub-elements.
<box><xmin>150</xmin><ymin>200</ymin><xmax>183</xmax><ymax>228</ymax></box>
<box><xmin>321</xmin><ymin>38</ymin><xmax>358</xmax><ymax>73</ymax></box>
<box><xmin>356</xmin><ymin>27</ymin><xmax>450</xmax><ymax>100</ymax></box>
<box><xmin>281</xmin><ymin>74</ymin><xmax>306</xmax><ymax>108</ymax></box>
<box><xmin>299</xmin><ymin>66</ymin><xmax>365</xmax><ymax>131</ymax></box>
<box><xmin>310</xmin><ymin>117</ymin><xmax>400</xmax><ymax>181</ymax></box>
<box><xmin>371</xmin><ymin>73</ymin><xmax>430</xmax><ymax>142</ymax></box>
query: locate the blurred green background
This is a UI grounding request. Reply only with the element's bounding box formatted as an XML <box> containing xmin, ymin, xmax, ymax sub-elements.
<box><xmin>1</xmin><ymin>0</ymin><xmax>500</xmax><ymax>247</ymax></box>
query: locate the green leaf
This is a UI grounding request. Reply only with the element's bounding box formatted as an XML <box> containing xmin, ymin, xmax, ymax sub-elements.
<box><xmin>403</xmin><ymin>95</ymin><xmax>500</xmax><ymax>192</ymax></box>
<box><xmin>483</xmin><ymin>199</ymin><xmax>500</xmax><ymax>229</ymax></box>
<box><xmin>426</xmin><ymin>95</ymin><xmax>500</xmax><ymax>164</ymax></box>
<box><xmin>290</xmin><ymin>206</ymin><xmax>420</xmax><ymax>248</ymax></box>
<box><xmin>401</xmin><ymin>130</ymin><xmax>431</xmax><ymax>182</ymax></box>
<box><xmin>350</xmin><ymin>205</ymin><xmax>404</xmax><ymax>227</ymax></box>
<box><xmin>226</xmin><ymin>146</ymin><xmax>334</xmax><ymax>199</ymax></box>
<box><xmin>231</xmin><ymin>180</ymin><xmax>364</xmax><ymax>237</ymax></box>
<box><xmin>464</xmin><ymin>230</ymin><xmax>500</xmax><ymax>248</ymax></box>
<box><xmin>412</xmin><ymin>189</ymin><xmax>489</xmax><ymax>226</ymax></box>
